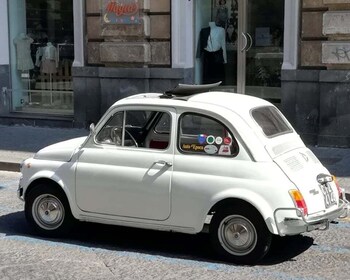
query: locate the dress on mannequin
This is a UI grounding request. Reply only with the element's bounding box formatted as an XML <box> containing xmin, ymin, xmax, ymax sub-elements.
<box><xmin>41</xmin><ymin>42</ymin><xmax>58</xmax><ymax>74</ymax></box>
<box><xmin>13</xmin><ymin>33</ymin><xmax>34</xmax><ymax>71</ymax></box>
<box><xmin>201</xmin><ymin>22</ymin><xmax>227</xmax><ymax>84</ymax></box>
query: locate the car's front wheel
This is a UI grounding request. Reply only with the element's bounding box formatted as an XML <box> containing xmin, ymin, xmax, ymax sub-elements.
<box><xmin>210</xmin><ymin>205</ymin><xmax>272</xmax><ymax>264</ymax></box>
<box><xmin>25</xmin><ymin>183</ymin><xmax>74</xmax><ymax>237</ymax></box>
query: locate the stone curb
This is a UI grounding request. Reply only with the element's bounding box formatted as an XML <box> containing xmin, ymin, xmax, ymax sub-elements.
<box><xmin>0</xmin><ymin>162</ymin><xmax>20</xmax><ymax>172</ymax></box>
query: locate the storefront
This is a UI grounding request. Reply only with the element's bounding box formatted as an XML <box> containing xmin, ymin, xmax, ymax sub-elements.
<box><xmin>7</xmin><ymin>0</ymin><xmax>74</xmax><ymax>116</ymax></box>
<box><xmin>0</xmin><ymin>0</ymin><xmax>293</xmax><ymax>127</ymax></box>
<box><xmin>194</xmin><ymin>0</ymin><xmax>284</xmax><ymax>102</ymax></box>
<box><xmin>2</xmin><ymin>0</ymin><xmax>349</xmax><ymax>147</ymax></box>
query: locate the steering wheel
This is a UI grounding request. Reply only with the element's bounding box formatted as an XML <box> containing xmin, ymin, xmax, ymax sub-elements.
<box><xmin>125</xmin><ymin>130</ymin><xmax>138</xmax><ymax>147</ymax></box>
<box><xmin>111</xmin><ymin>128</ymin><xmax>138</xmax><ymax>147</ymax></box>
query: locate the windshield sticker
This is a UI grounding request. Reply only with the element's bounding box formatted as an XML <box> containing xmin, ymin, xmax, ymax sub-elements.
<box><xmin>182</xmin><ymin>144</ymin><xmax>205</xmax><ymax>152</ymax></box>
<box><xmin>223</xmin><ymin>137</ymin><xmax>232</xmax><ymax>145</ymax></box>
<box><xmin>204</xmin><ymin>145</ymin><xmax>218</xmax><ymax>155</ymax></box>
<box><xmin>206</xmin><ymin>135</ymin><xmax>216</xmax><ymax>145</ymax></box>
<box><xmin>198</xmin><ymin>134</ymin><xmax>207</xmax><ymax>145</ymax></box>
<box><xmin>219</xmin><ymin>145</ymin><xmax>231</xmax><ymax>155</ymax></box>
<box><xmin>215</xmin><ymin>137</ymin><xmax>223</xmax><ymax>145</ymax></box>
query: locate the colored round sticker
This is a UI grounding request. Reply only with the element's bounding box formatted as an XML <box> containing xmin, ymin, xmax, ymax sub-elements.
<box><xmin>206</xmin><ymin>135</ymin><xmax>216</xmax><ymax>145</ymax></box>
<box><xmin>216</xmin><ymin>137</ymin><xmax>223</xmax><ymax>145</ymax></box>
<box><xmin>224</xmin><ymin>137</ymin><xmax>232</xmax><ymax>145</ymax></box>
<box><xmin>198</xmin><ymin>134</ymin><xmax>207</xmax><ymax>145</ymax></box>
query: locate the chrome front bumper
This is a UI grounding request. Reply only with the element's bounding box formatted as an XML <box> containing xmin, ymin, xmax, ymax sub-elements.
<box><xmin>17</xmin><ymin>175</ymin><xmax>24</xmax><ymax>201</ymax></box>
<box><xmin>274</xmin><ymin>197</ymin><xmax>349</xmax><ymax>236</ymax></box>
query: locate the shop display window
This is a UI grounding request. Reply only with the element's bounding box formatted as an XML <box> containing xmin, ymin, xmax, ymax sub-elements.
<box><xmin>9</xmin><ymin>0</ymin><xmax>74</xmax><ymax>115</ymax></box>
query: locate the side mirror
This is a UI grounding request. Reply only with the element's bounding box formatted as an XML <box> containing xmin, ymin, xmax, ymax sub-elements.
<box><xmin>89</xmin><ymin>123</ymin><xmax>95</xmax><ymax>134</ymax></box>
<box><xmin>79</xmin><ymin>123</ymin><xmax>95</xmax><ymax>150</ymax></box>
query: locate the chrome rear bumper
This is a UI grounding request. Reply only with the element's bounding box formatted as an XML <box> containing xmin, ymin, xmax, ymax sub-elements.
<box><xmin>274</xmin><ymin>197</ymin><xmax>349</xmax><ymax>236</ymax></box>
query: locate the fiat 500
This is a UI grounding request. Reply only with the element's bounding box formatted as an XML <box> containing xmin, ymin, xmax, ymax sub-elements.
<box><xmin>18</xmin><ymin>83</ymin><xmax>348</xmax><ymax>264</ymax></box>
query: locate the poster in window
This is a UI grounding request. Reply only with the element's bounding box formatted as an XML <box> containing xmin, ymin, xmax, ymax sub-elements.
<box><xmin>102</xmin><ymin>0</ymin><xmax>140</xmax><ymax>25</ymax></box>
<box><xmin>212</xmin><ymin>0</ymin><xmax>238</xmax><ymax>44</ymax></box>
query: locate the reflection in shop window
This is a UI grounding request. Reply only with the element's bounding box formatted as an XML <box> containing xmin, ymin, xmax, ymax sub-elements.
<box><xmin>9</xmin><ymin>0</ymin><xmax>74</xmax><ymax>115</ymax></box>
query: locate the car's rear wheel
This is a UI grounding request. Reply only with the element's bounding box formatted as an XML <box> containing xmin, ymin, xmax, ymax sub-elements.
<box><xmin>210</xmin><ymin>205</ymin><xmax>272</xmax><ymax>264</ymax></box>
<box><xmin>25</xmin><ymin>183</ymin><xmax>74</xmax><ymax>237</ymax></box>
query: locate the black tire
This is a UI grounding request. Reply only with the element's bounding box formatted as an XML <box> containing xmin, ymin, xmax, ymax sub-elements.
<box><xmin>210</xmin><ymin>205</ymin><xmax>272</xmax><ymax>264</ymax></box>
<box><xmin>25</xmin><ymin>183</ymin><xmax>75</xmax><ymax>237</ymax></box>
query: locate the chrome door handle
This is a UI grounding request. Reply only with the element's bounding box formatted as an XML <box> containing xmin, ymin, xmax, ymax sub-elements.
<box><xmin>241</xmin><ymin>32</ymin><xmax>248</xmax><ymax>52</ymax></box>
<box><xmin>246</xmin><ymin>33</ymin><xmax>253</xmax><ymax>51</ymax></box>
<box><xmin>156</xmin><ymin>160</ymin><xmax>173</xmax><ymax>167</ymax></box>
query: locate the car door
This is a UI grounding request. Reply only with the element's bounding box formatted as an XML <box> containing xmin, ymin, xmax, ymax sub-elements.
<box><xmin>75</xmin><ymin>107</ymin><xmax>175</xmax><ymax>221</ymax></box>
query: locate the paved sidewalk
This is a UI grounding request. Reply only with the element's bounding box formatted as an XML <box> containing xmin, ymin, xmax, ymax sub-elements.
<box><xmin>0</xmin><ymin>125</ymin><xmax>349</xmax><ymax>194</ymax></box>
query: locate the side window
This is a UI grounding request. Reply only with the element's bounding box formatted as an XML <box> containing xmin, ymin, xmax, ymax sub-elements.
<box><xmin>154</xmin><ymin>113</ymin><xmax>171</xmax><ymax>134</ymax></box>
<box><xmin>96</xmin><ymin>110</ymin><xmax>171</xmax><ymax>150</ymax></box>
<box><xmin>178</xmin><ymin>113</ymin><xmax>239</xmax><ymax>157</ymax></box>
<box><xmin>96</xmin><ymin>111</ymin><xmax>124</xmax><ymax>145</ymax></box>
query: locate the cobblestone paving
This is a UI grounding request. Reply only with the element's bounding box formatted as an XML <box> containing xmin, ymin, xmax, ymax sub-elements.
<box><xmin>0</xmin><ymin>171</ymin><xmax>349</xmax><ymax>280</ymax></box>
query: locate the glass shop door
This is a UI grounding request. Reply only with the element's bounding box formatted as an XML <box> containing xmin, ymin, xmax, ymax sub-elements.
<box><xmin>195</xmin><ymin>0</ymin><xmax>284</xmax><ymax>102</ymax></box>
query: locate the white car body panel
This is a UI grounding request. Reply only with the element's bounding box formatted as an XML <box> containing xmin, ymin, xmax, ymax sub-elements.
<box><xmin>18</xmin><ymin>91</ymin><xmax>348</xmax><ymax>236</ymax></box>
<box><xmin>34</xmin><ymin>137</ymin><xmax>87</xmax><ymax>162</ymax></box>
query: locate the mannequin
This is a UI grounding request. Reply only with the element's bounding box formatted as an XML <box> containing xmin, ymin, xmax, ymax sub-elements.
<box><xmin>13</xmin><ymin>33</ymin><xmax>34</xmax><ymax>71</ymax></box>
<box><xmin>201</xmin><ymin>21</ymin><xmax>227</xmax><ymax>84</ymax></box>
<box><xmin>40</xmin><ymin>42</ymin><xmax>58</xmax><ymax>74</ymax></box>
<box><xmin>38</xmin><ymin>42</ymin><xmax>58</xmax><ymax>100</ymax></box>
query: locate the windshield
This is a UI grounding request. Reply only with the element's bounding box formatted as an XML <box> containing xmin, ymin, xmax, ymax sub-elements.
<box><xmin>251</xmin><ymin>106</ymin><xmax>292</xmax><ymax>138</ymax></box>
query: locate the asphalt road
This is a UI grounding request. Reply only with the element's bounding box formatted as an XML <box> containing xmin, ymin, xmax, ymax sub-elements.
<box><xmin>0</xmin><ymin>171</ymin><xmax>350</xmax><ymax>280</ymax></box>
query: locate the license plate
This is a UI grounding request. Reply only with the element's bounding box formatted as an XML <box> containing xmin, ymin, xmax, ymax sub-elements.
<box><xmin>320</xmin><ymin>183</ymin><xmax>336</xmax><ymax>208</ymax></box>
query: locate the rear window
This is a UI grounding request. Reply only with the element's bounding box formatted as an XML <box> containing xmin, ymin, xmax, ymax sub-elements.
<box><xmin>251</xmin><ymin>106</ymin><xmax>292</xmax><ymax>137</ymax></box>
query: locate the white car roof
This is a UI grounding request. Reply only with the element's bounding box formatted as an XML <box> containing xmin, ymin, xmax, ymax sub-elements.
<box><xmin>115</xmin><ymin>91</ymin><xmax>271</xmax><ymax>115</ymax></box>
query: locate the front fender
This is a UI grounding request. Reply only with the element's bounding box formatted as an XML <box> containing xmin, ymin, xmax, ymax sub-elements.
<box><xmin>23</xmin><ymin>168</ymin><xmax>76</xmax><ymax>216</ymax></box>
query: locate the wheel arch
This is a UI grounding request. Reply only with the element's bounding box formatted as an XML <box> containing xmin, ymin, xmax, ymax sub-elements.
<box><xmin>23</xmin><ymin>175</ymin><xmax>77</xmax><ymax>220</ymax></box>
<box><xmin>24</xmin><ymin>178</ymin><xmax>65</xmax><ymax>201</ymax></box>
<box><xmin>206</xmin><ymin>194</ymin><xmax>277</xmax><ymax>235</ymax></box>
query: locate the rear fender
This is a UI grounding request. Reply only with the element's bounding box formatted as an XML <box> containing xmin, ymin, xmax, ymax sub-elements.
<box><xmin>206</xmin><ymin>189</ymin><xmax>279</xmax><ymax>235</ymax></box>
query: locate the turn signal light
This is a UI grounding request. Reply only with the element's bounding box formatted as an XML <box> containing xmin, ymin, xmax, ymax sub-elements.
<box><xmin>289</xmin><ymin>190</ymin><xmax>308</xmax><ymax>216</ymax></box>
<box><xmin>332</xmin><ymin>175</ymin><xmax>342</xmax><ymax>198</ymax></box>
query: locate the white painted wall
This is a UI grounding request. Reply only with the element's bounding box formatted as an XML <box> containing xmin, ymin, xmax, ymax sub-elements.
<box><xmin>172</xmin><ymin>0</ymin><xmax>194</xmax><ymax>69</ymax></box>
<box><xmin>282</xmin><ymin>0</ymin><xmax>300</xmax><ymax>70</ymax></box>
<box><xmin>8</xmin><ymin>0</ymin><xmax>27</xmax><ymax>108</ymax></box>
<box><xmin>194</xmin><ymin>0</ymin><xmax>212</xmax><ymax>84</ymax></box>
<box><xmin>73</xmin><ymin>0</ymin><xmax>85</xmax><ymax>67</ymax></box>
<box><xmin>0</xmin><ymin>0</ymin><xmax>9</xmax><ymax>65</ymax></box>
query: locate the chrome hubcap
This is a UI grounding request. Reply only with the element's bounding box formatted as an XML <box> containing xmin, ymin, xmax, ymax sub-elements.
<box><xmin>218</xmin><ymin>215</ymin><xmax>257</xmax><ymax>256</ymax></box>
<box><xmin>32</xmin><ymin>194</ymin><xmax>64</xmax><ymax>230</ymax></box>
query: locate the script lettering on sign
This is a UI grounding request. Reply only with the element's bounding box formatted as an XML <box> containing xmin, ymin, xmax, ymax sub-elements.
<box><xmin>102</xmin><ymin>0</ymin><xmax>140</xmax><ymax>25</ymax></box>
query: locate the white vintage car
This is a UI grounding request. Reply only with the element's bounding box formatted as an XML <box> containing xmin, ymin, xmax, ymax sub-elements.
<box><xmin>18</xmin><ymin>83</ymin><xmax>348</xmax><ymax>264</ymax></box>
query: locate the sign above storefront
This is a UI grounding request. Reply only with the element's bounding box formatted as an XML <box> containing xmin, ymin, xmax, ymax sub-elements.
<box><xmin>102</xmin><ymin>0</ymin><xmax>140</xmax><ymax>25</ymax></box>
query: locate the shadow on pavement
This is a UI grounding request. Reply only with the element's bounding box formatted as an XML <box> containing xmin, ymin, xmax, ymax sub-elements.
<box><xmin>261</xmin><ymin>235</ymin><xmax>314</xmax><ymax>265</ymax></box>
<box><xmin>0</xmin><ymin>211</ymin><xmax>314</xmax><ymax>266</ymax></box>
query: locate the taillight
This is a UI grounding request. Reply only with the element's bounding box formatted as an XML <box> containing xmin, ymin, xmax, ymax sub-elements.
<box><xmin>332</xmin><ymin>175</ymin><xmax>342</xmax><ymax>198</ymax></box>
<box><xmin>289</xmin><ymin>190</ymin><xmax>308</xmax><ymax>216</ymax></box>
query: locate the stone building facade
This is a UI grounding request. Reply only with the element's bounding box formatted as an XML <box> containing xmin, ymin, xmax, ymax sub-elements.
<box><xmin>282</xmin><ymin>0</ymin><xmax>350</xmax><ymax>146</ymax></box>
<box><xmin>1</xmin><ymin>0</ymin><xmax>350</xmax><ymax>147</ymax></box>
<box><xmin>74</xmin><ymin>0</ymin><xmax>191</xmax><ymax>127</ymax></box>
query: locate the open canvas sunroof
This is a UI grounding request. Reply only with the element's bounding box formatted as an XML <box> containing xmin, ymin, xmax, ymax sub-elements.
<box><xmin>164</xmin><ymin>82</ymin><xmax>222</xmax><ymax>97</ymax></box>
